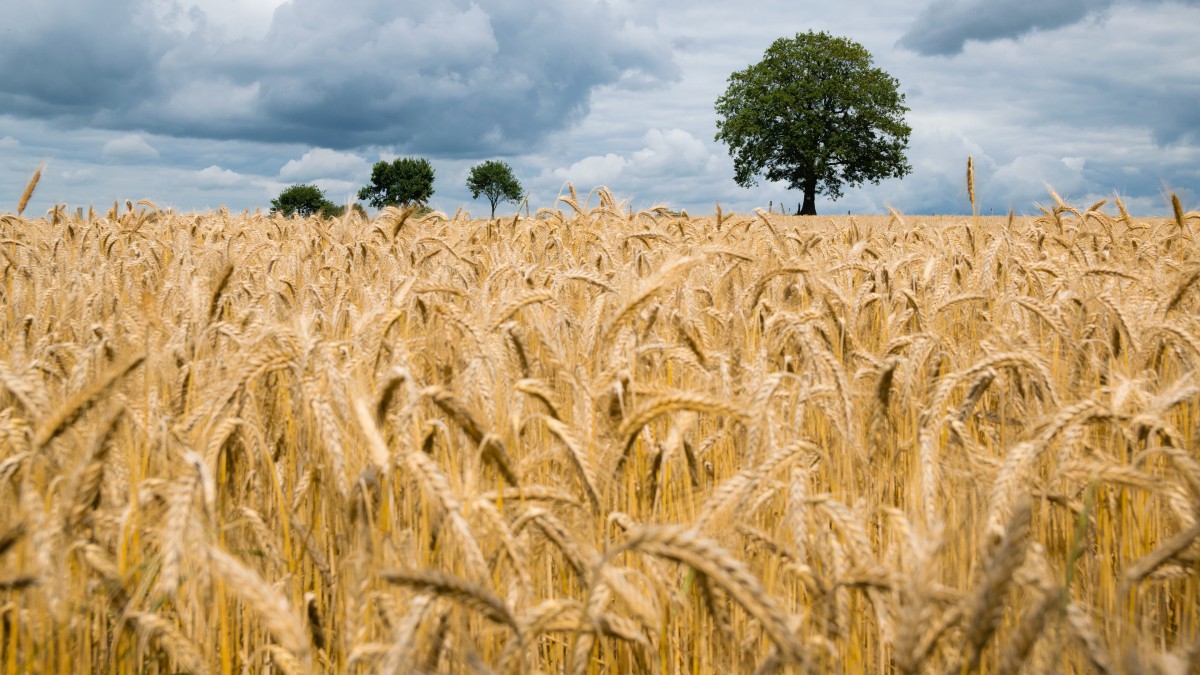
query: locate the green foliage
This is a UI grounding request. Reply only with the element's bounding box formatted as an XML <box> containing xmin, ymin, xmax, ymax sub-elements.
<box><xmin>714</xmin><ymin>31</ymin><xmax>911</xmax><ymax>215</ymax></box>
<box><xmin>271</xmin><ymin>184</ymin><xmax>363</xmax><ymax>219</ymax></box>
<box><xmin>357</xmin><ymin>157</ymin><xmax>435</xmax><ymax>209</ymax></box>
<box><xmin>466</xmin><ymin>160</ymin><xmax>524</xmax><ymax>218</ymax></box>
<box><xmin>271</xmin><ymin>184</ymin><xmax>333</xmax><ymax>218</ymax></box>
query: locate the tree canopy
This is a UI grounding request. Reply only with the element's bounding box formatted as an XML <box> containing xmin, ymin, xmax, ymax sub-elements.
<box><xmin>466</xmin><ymin>160</ymin><xmax>524</xmax><ymax>218</ymax></box>
<box><xmin>715</xmin><ymin>31</ymin><xmax>911</xmax><ymax>215</ymax></box>
<box><xmin>270</xmin><ymin>184</ymin><xmax>366</xmax><ymax>219</ymax></box>
<box><xmin>271</xmin><ymin>184</ymin><xmax>336</xmax><ymax>218</ymax></box>
<box><xmin>357</xmin><ymin>157</ymin><xmax>435</xmax><ymax>209</ymax></box>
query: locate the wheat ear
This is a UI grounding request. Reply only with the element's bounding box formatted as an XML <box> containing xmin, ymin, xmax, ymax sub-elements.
<box><xmin>402</xmin><ymin>450</ymin><xmax>489</xmax><ymax>581</ymax></box>
<box><xmin>380</xmin><ymin>568</ymin><xmax>521</xmax><ymax>638</ymax></box>
<box><xmin>207</xmin><ymin>543</ymin><xmax>311</xmax><ymax>665</ymax></box>
<box><xmin>127</xmin><ymin>612</ymin><xmax>209</xmax><ymax>675</ymax></box>
<box><xmin>1065</xmin><ymin>602</ymin><xmax>1115</xmax><ymax>675</ymax></box>
<box><xmin>958</xmin><ymin>496</ymin><xmax>1032</xmax><ymax>672</ymax></box>
<box><xmin>34</xmin><ymin>353</ymin><xmax>145</xmax><ymax>449</ymax></box>
<box><xmin>67</xmin><ymin>407</ymin><xmax>123</xmax><ymax>530</ymax></box>
<box><xmin>616</xmin><ymin>391</ymin><xmax>746</xmax><ymax>469</ymax></box>
<box><xmin>426</xmin><ymin>385</ymin><xmax>485</xmax><ymax>444</ymax></box>
<box><xmin>533</xmin><ymin>414</ymin><xmax>602</xmax><ymax>510</ymax></box>
<box><xmin>601</xmin><ymin>254</ymin><xmax>706</xmax><ymax>345</ymax></box>
<box><xmin>206</xmin><ymin>261</ymin><xmax>235</xmax><ymax>322</ymax></box>
<box><xmin>602</xmin><ymin>524</ymin><xmax>806</xmax><ymax>665</ymax></box>
<box><xmin>1121</xmin><ymin>520</ymin><xmax>1200</xmax><ymax>591</ymax></box>
<box><xmin>512</xmin><ymin>507</ymin><xmax>597</xmax><ymax>580</ymax></box>
<box><xmin>17</xmin><ymin>165</ymin><xmax>42</xmax><ymax>216</ymax></box>
<box><xmin>967</xmin><ymin>156</ymin><xmax>976</xmax><ymax>214</ymax></box>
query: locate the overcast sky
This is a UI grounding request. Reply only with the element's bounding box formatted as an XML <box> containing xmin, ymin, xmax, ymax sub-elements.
<box><xmin>2</xmin><ymin>0</ymin><xmax>1197</xmax><ymax>216</ymax></box>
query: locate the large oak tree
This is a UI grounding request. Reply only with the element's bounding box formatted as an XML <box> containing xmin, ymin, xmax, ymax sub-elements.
<box><xmin>715</xmin><ymin>31</ymin><xmax>911</xmax><ymax>215</ymax></box>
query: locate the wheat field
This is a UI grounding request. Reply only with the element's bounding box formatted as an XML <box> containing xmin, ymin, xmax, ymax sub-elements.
<box><xmin>1</xmin><ymin>180</ymin><xmax>1198</xmax><ymax>674</ymax></box>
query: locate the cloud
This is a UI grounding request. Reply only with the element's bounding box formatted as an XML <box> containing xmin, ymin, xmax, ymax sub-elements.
<box><xmin>278</xmin><ymin>148</ymin><xmax>369</xmax><ymax>182</ymax></box>
<box><xmin>60</xmin><ymin>167</ymin><xmax>93</xmax><ymax>179</ymax></box>
<box><xmin>992</xmin><ymin>154</ymin><xmax>1090</xmax><ymax>201</ymax></box>
<box><xmin>312</xmin><ymin>179</ymin><xmax>359</xmax><ymax>201</ymax></box>
<box><xmin>544</xmin><ymin>129</ymin><xmax>723</xmax><ymax>203</ymax></box>
<box><xmin>2</xmin><ymin>1</ymin><xmax>1196</xmax><ymax>218</ymax></box>
<box><xmin>0</xmin><ymin>0</ymin><xmax>678</xmax><ymax>155</ymax></box>
<box><xmin>888</xmin><ymin>0</ymin><xmax>1200</xmax><ymax>174</ymax></box>
<box><xmin>0</xmin><ymin>0</ymin><xmax>167</xmax><ymax>116</ymax></box>
<box><xmin>897</xmin><ymin>0</ymin><xmax>1199</xmax><ymax>55</ymax></box>
<box><xmin>898</xmin><ymin>0</ymin><xmax>1111</xmax><ymax>55</ymax></box>
<box><xmin>630</xmin><ymin>129</ymin><xmax>717</xmax><ymax>174</ymax></box>
<box><xmin>102</xmin><ymin>133</ymin><xmax>160</xmax><ymax>159</ymax></box>
<box><xmin>194</xmin><ymin>165</ymin><xmax>245</xmax><ymax>188</ymax></box>
<box><xmin>559</xmin><ymin>128</ymin><xmax>717</xmax><ymax>182</ymax></box>
<box><xmin>552</xmin><ymin>154</ymin><xmax>629</xmax><ymax>189</ymax></box>
<box><xmin>182</xmin><ymin>0</ymin><xmax>286</xmax><ymax>40</ymax></box>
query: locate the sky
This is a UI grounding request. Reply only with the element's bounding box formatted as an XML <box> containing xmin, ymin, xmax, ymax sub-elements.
<box><xmin>1</xmin><ymin>0</ymin><xmax>1198</xmax><ymax>217</ymax></box>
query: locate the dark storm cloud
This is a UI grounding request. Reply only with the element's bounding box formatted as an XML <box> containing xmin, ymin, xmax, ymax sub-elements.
<box><xmin>0</xmin><ymin>0</ymin><xmax>678</xmax><ymax>154</ymax></box>
<box><xmin>3</xmin><ymin>0</ymin><xmax>1197</xmax><ymax>217</ymax></box>
<box><xmin>1130</xmin><ymin>91</ymin><xmax>1200</xmax><ymax>146</ymax></box>
<box><xmin>0</xmin><ymin>0</ymin><xmax>169</xmax><ymax>115</ymax></box>
<box><xmin>897</xmin><ymin>0</ymin><xmax>1112</xmax><ymax>55</ymax></box>
<box><xmin>897</xmin><ymin>0</ymin><xmax>1200</xmax><ymax>56</ymax></box>
<box><xmin>892</xmin><ymin>2</ymin><xmax>1200</xmax><ymax>149</ymax></box>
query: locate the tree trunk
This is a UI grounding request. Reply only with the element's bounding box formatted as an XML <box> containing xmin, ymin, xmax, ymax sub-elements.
<box><xmin>799</xmin><ymin>177</ymin><xmax>817</xmax><ymax>216</ymax></box>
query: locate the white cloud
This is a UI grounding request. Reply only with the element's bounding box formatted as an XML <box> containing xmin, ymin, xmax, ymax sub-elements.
<box><xmin>312</xmin><ymin>179</ymin><xmax>358</xmax><ymax>201</ymax></box>
<box><xmin>185</xmin><ymin>0</ymin><xmax>287</xmax><ymax>40</ymax></box>
<box><xmin>629</xmin><ymin>128</ymin><xmax>715</xmax><ymax>173</ymax></box>
<box><xmin>102</xmin><ymin>133</ymin><xmax>159</xmax><ymax>160</ymax></box>
<box><xmin>992</xmin><ymin>154</ymin><xmax>1089</xmax><ymax>201</ymax></box>
<box><xmin>548</xmin><ymin>129</ymin><xmax>717</xmax><ymax>190</ymax></box>
<box><xmin>551</xmin><ymin>154</ymin><xmax>629</xmax><ymax>189</ymax></box>
<box><xmin>61</xmin><ymin>168</ymin><xmax>95</xmax><ymax>181</ymax></box>
<box><xmin>0</xmin><ymin>136</ymin><xmax>19</xmax><ymax>149</ymax></box>
<box><xmin>1062</xmin><ymin>156</ymin><xmax>1086</xmax><ymax>173</ymax></box>
<box><xmin>278</xmin><ymin>148</ymin><xmax>369</xmax><ymax>182</ymax></box>
<box><xmin>194</xmin><ymin>165</ymin><xmax>244</xmax><ymax>188</ymax></box>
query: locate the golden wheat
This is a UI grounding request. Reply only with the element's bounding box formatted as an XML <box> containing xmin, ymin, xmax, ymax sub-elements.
<box><xmin>0</xmin><ymin>179</ymin><xmax>1197</xmax><ymax>673</ymax></box>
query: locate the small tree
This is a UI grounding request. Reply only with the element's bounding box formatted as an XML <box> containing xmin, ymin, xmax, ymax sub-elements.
<box><xmin>358</xmin><ymin>157</ymin><xmax>435</xmax><ymax>209</ymax></box>
<box><xmin>466</xmin><ymin>160</ymin><xmax>524</xmax><ymax>218</ymax></box>
<box><xmin>271</xmin><ymin>184</ymin><xmax>333</xmax><ymax>217</ymax></box>
<box><xmin>715</xmin><ymin>31</ymin><xmax>912</xmax><ymax>215</ymax></box>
